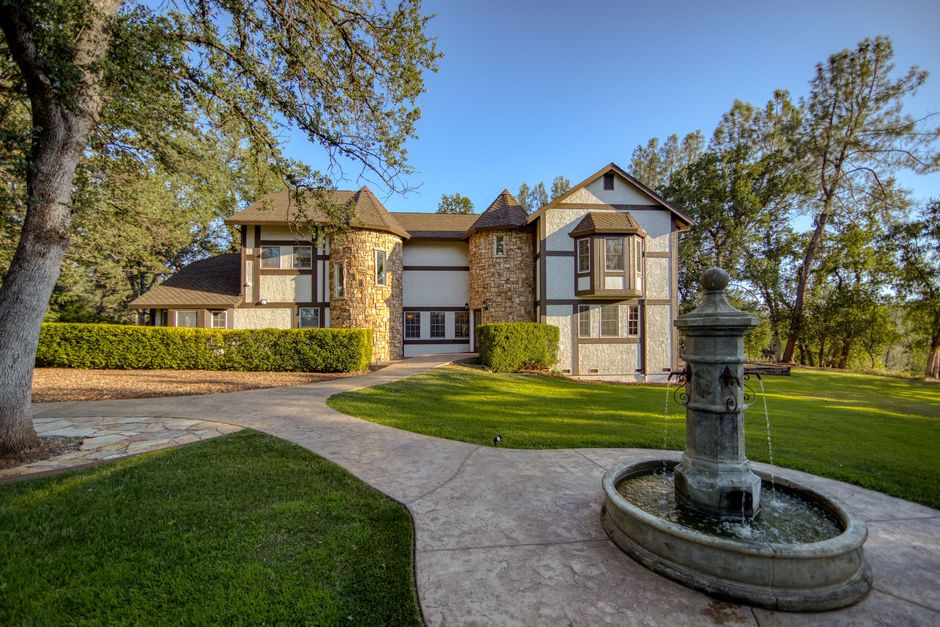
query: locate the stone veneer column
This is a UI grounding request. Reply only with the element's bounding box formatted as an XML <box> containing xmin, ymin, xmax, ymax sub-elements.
<box><xmin>330</xmin><ymin>230</ymin><xmax>404</xmax><ymax>362</ymax></box>
<box><xmin>468</xmin><ymin>230</ymin><xmax>534</xmax><ymax>323</ymax></box>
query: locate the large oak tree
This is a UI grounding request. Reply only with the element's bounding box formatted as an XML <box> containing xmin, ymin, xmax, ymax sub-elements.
<box><xmin>0</xmin><ymin>0</ymin><xmax>439</xmax><ymax>453</ymax></box>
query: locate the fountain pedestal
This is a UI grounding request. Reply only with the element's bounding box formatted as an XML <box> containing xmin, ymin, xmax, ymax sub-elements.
<box><xmin>674</xmin><ymin>268</ymin><xmax>761</xmax><ymax>519</ymax></box>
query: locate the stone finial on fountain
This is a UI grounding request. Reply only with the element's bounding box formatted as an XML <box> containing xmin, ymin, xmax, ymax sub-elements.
<box><xmin>673</xmin><ymin>267</ymin><xmax>762</xmax><ymax>519</ymax></box>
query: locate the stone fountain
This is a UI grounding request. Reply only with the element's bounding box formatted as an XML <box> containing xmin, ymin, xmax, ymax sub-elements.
<box><xmin>601</xmin><ymin>268</ymin><xmax>872</xmax><ymax>611</ymax></box>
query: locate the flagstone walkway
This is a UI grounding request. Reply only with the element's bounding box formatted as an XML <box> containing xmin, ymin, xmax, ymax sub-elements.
<box><xmin>27</xmin><ymin>355</ymin><xmax>940</xmax><ymax>626</ymax></box>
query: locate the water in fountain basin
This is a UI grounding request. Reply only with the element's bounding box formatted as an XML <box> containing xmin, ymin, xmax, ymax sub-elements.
<box><xmin>757</xmin><ymin>378</ymin><xmax>777</xmax><ymax>491</ymax></box>
<box><xmin>616</xmin><ymin>469</ymin><xmax>842</xmax><ymax>544</ymax></box>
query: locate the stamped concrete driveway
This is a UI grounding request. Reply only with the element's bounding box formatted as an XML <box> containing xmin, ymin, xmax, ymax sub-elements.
<box><xmin>32</xmin><ymin>355</ymin><xmax>940</xmax><ymax>626</ymax></box>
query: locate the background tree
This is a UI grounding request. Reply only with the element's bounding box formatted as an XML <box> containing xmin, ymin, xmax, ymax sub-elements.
<box><xmin>0</xmin><ymin>0</ymin><xmax>440</xmax><ymax>454</ymax></box>
<box><xmin>889</xmin><ymin>200</ymin><xmax>940</xmax><ymax>378</ymax></box>
<box><xmin>550</xmin><ymin>176</ymin><xmax>570</xmax><ymax>200</ymax></box>
<box><xmin>436</xmin><ymin>193</ymin><xmax>474</xmax><ymax>214</ymax></box>
<box><xmin>516</xmin><ymin>182</ymin><xmax>531</xmax><ymax>213</ymax></box>
<box><xmin>527</xmin><ymin>181</ymin><xmax>548</xmax><ymax>212</ymax></box>
<box><xmin>629</xmin><ymin>131</ymin><xmax>704</xmax><ymax>192</ymax></box>
<box><xmin>782</xmin><ymin>36</ymin><xmax>940</xmax><ymax>362</ymax></box>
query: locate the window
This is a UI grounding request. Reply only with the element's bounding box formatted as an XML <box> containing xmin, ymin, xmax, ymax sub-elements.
<box><xmin>577</xmin><ymin>238</ymin><xmax>590</xmax><ymax>273</ymax></box>
<box><xmin>603</xmin><ymin>172</ymin><xmax>615</xmax><ymax>190</ymax></box>
<box><xmin>605</xmin><ymin>237</ymin><xmax>624</xmax><ymax>271</ymax></box>
<box><xmin>299</xmin><ymin>307</ymin><xmax>320</xmax><ymax>328</ymax></box>
<box><xmin>578</xmin><ymin>305</ymin><xmax>591</xmax><ymax>338</ymax></box>
<box><xmin>333</xmin><ymin>261</ymin><xmax>345</xmax><ymax>298</ymax></box>
<box><xmin>601</xmin><ymin>305</ymin><xmax>619</xmax><ymax>337</ymax></box>
<box><xmin>293</xmin><ymin>246</ymin><xmax>312</xmax><ymax>270</ymax></box>
<box><xmin>210</xmin><ymin>310</ymin><xmax>226</xmax><ymax>329</ymax></box>
<box><xmin>260</xmin><ymin>246</ymin><xmax>281</xmax><ymax>269</ymax></box>
<box><xmin>375</xmin><ymin>249</ymin><xmax>387</xmax><ymax>286</ymax></box>
<box><xmin>430</xmin><ymin>311</ymin><xmax>445</xmax><ymax>338</ymax></box>
<box><xmin>404</xmin><ymin>312</ymin><xmax>420</xmax><ymax>338</ymax></box>
<box><xmin>494</xmin><ymin>234</ymin><xmax>505</xmax><ymax>257</ymax></box>
<box><xmin>176</xmin><ymin>310</ymin><xmax>197</xmax><ymax>328</ymax></box>
<box><xmin>627</xmin><ymin>305</ymin><xmax>640</xmax><ymax>336</ymax></box>
<box><xmin>454</xmin><ymin>311</ymin><xmax>469</xmax><ymax>338</ymax></box>
<box><xmin>634</xmin><ymin>237</ymin><xmax>643</xmax><ymax>270</ymax></box>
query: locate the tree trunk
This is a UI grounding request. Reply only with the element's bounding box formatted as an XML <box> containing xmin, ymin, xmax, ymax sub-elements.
<box><xmin>927</xmin><ymin>331</ymin><xmax>940</xmax><ymax>379</ymax></box>
<box><xmin>0</xmin><ymin>0</ymin><xmax>118</xmax><ymax>453</ymax></box>
<box><xmin>837</xmin><ymin>338</ymin><xmax>852</xmax><ymax>370</ymax></box>
<box><xmin>817</xmin><ymin>339</ymin><xmax>825</xmax><ymax>368</ymax></box>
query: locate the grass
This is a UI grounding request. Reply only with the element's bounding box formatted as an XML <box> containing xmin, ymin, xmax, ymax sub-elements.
<box><xmin>328</xmin><ymin>365</ymin><xmax>940</xmax><ymax>509</ymax></box>
<box><xmin>0</xmin><ymin>430</ymin><xmax>421</xmax><ymax>625</ymax></box>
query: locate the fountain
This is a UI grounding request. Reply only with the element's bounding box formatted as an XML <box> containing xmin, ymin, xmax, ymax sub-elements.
<box><xmin>601</xmin><ymin>268</ymin><xmax>872</xmax><ymax>611</ymax></box>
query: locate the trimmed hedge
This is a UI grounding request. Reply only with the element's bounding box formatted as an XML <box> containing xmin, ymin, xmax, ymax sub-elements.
<box><xmin>476</xmin><ymin>322</ymin><xmax>559</xmax><ymax>373</ymax></box>
<box><xmin>36</xmin><ymin>323</ymin><xmax>373</xmax><ymax>372</ymax></box>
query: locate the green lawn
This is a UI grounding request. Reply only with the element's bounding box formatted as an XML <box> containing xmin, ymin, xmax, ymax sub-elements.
<box><xmin>328</xmin><ymin>365</ymin><xmax>940</xmax><ymax>509</ymax></box>
<box><xmin>0</xmin><ymin>431</ymin><xmax>421</xmax><ymax>625</ymax></box>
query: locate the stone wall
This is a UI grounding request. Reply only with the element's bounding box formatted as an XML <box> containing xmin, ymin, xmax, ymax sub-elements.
<box><xmin>468</xmin><ymin>229</ymin><xmax>535</xmax><ymax>323</ymax></box>
<box><xmin>330</xmin><ymin>229</ymin><xmax>403</xmax><ymax>361</ymax></box>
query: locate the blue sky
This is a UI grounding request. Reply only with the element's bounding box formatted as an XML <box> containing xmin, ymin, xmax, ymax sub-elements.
<box><xmin>283</xmin><ymin>0</ymin><xmax>940</xmax><ymax>214</ymax></box>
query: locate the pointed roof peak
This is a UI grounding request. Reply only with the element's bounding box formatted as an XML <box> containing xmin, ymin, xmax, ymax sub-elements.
<box><xmin>462</xmin><ymin>188</ymin><xmax>528</xmax><ymax>238</ymax></box>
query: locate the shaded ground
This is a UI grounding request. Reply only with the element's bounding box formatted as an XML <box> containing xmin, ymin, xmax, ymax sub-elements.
<box><xmin>0</xmin><ymin>436</ymin><xmax>81</xmax><ymax>471</ymax></box>
<box><xmin>328</xmin><ymin>365</ymin><xmax>940</xmax><ymax>508</ymax></box>
<box><xmin>0</xmin><ymin>431</ymin><xmax>422</xmax><ymax>625</ymax></box>
<box><xmin>32</xmin><ymin>368</ymin><xmax>354</xmax><ymax>402</ymax></box>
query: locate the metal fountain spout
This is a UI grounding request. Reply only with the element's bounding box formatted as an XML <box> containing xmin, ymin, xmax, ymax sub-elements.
<box><xmin>673</xmin><ymin>267</ymin><xmax>761</xmax><ymax>519</ymax></box>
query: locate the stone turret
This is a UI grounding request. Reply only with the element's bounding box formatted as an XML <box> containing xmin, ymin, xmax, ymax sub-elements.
<box><xmin>463</xmin><ymin>190</ymin><xmax>535</xmax><ymax>323</ymax></box>
<box><xmin>329</xmin><ymin>187</ymin><xmax>407</xmax><ymax>362</ymax></box>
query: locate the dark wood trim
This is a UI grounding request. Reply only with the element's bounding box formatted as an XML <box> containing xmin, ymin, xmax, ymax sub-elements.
<box><xmin>259</xmin><ymin>268</ymin><xmax>305</xmax><ymax>276</ymax></box>
<box><xmin>403</xmin><ymin>339</ymin><xmax>471</xmax><ymax>345</ymax></box>
<box><xmin>671</xmin><ymin>228</ymin><xmax>680</xmax><ymax>370</ymax></box>
<box><xmin>645</xmin><ymin>251</ymin><xmax>670</xmax><ymax>258</ymax></box>
<box><xmin>543</xmin><ymin>250</ymin><xmax>574</xmax><ymax>257</ymax></box>
<box><xmin>554</xmin><ymin>203</ymin><xmax>661</xmax><ymax>211</ymax></box>
<box><xmin>572</xmin><ymin>304</ymin><xmax>580</xmax><ymax>375</ymax></box>
<box><xmin>239</xmin><ymin>225</ymin><xmax>247</xmax><ymax>301</ymax></box>
<box><xmin>403</xmin><ymin>265</ymin><xmax>470</xmax><ymax>272</ymax></box>
<box><xmin>545</xmin><ymin>298</ymin><xmax>639</xmax><ymax>306</ymax></box>
<box><xmin>538</xmin><ymin>216</ymin><xmax>546</xmax><ymax>323</ymax></box>
<box><xmin>579</xmin><ymin>337</ymin><xmax>640</xmax><ymax>345</ymax></box>
<box><xmin>645</xmin><ymin>299</ymin><xmax>671</xmax><ymax>306</ymax></box>
<box><xmin>639</xmin><ymin>299</ymin><xmax>647</xmax><ymax>373</ymax></box>
<box><xmin>257</xmin><ymin>239</ymin><xmax>315</xmax><ymax>246</ymax></box>
<box><xmin>403</xmin><ymin>306</ymin><xmax>468</xmax><ymax>312</ymax></box>
<box><xmin>240</xmin><ymin>301</ymin><xmax>329</xmax><ymax>309</ymax></box>
<box><xmin>252</xmin><ymin>226</ymin><xmax>261</xmax><ymax>303</ymax></box>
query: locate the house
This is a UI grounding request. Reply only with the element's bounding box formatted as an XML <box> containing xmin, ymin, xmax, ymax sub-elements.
<box><xmin>130</xmin><ymin>163</ymin><xmax>691</xmax><ymax>381</ymax></box>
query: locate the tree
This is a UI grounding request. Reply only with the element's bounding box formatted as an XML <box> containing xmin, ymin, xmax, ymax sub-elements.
<box><xmin>527</xmin><ymin>181</ymin><xmax>548</xmax><ymax>212</ymax></box>
<box><xmin>550</xmin><ymin>176</ymin><xmax>570</xmax><ymax>200</ymax></box>
<box><xmin>517</xmin><ymin>182</ymin><xmax>531</xmax><ymax>213</ymax></box>
<box><xmin>889</xmin><ymin>200</ymin><xmax>940</xmax><ymax>378</ymax></box>
<box><xmin>782</xmin><ymin>37</ymin><xmax>940</xmax><ymax>362</ymax></box>
<box><xmin>436</xmin><ymin>193</ymin><xmax>474</xmax><ymax>214</ymax></box>
<box><xmin>0</xmin><ymin>0</ymin><xmax>440</xmax><ymax>453</ymax></box>
<box><xmin>629</xmin><ymin>131</ymin><xmax>704</xmax><ymax>193</ymax></box>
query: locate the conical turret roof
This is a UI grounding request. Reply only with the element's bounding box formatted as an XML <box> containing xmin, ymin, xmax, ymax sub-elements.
<box><xmin>462</xmin><ymin>189</ymin><xmax>529</xmax><ymax>238</ymax></box>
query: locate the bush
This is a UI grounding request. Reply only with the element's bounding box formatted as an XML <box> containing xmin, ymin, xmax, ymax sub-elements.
<box><xmin>476</xmin><ymin>322</ymin><xmax>559</xmax><ymax>373</ymax></box>
<box><xmin>36</xmin><ymin>323</ymin><xmax>373</xmax><ymax>372</ymax></box>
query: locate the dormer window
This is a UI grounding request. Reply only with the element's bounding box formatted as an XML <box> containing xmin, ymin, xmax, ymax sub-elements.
<box><xmin>603</xmin><ymin>173</ymin><xmax>615</xmax><ymax>190</ymax></box>
<box><xmin>604</xmin><ymin>237</ymin><xmax>624</xmax><ymax>271</ymax></box>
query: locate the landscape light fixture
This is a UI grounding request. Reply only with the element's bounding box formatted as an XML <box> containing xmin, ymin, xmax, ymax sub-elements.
<box><xmin>259</xmin><ymin>299</ymin><xmax>267</xmax><ymax>305</ymax></box>
<box><xmin>493</xmin><ymin>434</ymin><xmax>502</xmax><ymax>446</ymax></box>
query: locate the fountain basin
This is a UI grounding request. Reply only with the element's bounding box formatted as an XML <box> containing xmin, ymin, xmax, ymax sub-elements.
<box><xmin>602</xmin><ymin>459</ymin><xmax>873</xmax><ymax>612</ymax></box>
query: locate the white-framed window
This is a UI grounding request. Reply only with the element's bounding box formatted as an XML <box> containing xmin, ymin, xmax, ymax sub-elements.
<box><xmin>578</xmin><ymin>305</ymin><xmax>591</xmax><ymax>338</ymax></box>
<box><xmin>333</xmin><ymin>261</ymin><xmax>345</xmax><ymax>298</ymax></box>
<box><xmin>430</xmin><ymin>311</ymin><xmax>445</xmax><ymax>338</ymax></box>
<box><xmin>605</xmin><ymin>237</ymin><xmax>624</xmax><ymax>271</ymax></box>
<box><xmin>600</xmin><ymin>305</ymin><xmax>619</xmax><ymax>337</ymax></box>
<box><xmin>627</xmin><ymin>305</ymin><xmax>640</xmax><ymax>337</ymax></box>
<box><xmin>494</xmin><ymin>234</ymin><xmax>505</xmax><ymax>257</ymax></box>
<box><xmin>260</xmin><ymin>246</ymin><xmax>281</xmax><ymax>269</ymax></box>
<box><xmin>210</xmin><ymin>310</ymin><xmax>226</xmax><ymax>329</ymax></box>
<box><xmin>375</xmin><ymin>249</ymin><xmax>388</xmax><ymax>286</ymax></box>
<box><xmin>454</xmin><ymin>311</ymin><xmax>470</xmax><ymax>338</ymax></box>
<box><xmin>634</xmin><ymin>237</ymin><xmax>643</xmax><ymax>270</ymax></box>
<box><xmin>298</xmin><ymin>306</ymin><xmax>320</xmax><ymax>328</ymax></box>
<box><xmin>404</xmin><ymin>312</ymin><xmax>420</xmax><ymax>338</ymax></box>
<box><xmin>577</xmin><ymin>238</ymin><xmax>590</xmax><ymax>273</ymax></box>
<box><xmin>293</xmin><ymin>246</ymin><xmax>312</xmax><ymax>270</ymax></box>
<box><xmin>176</xmin><ymin>310</ymin><xmax>197</xmax><ymax>328</ymax></box>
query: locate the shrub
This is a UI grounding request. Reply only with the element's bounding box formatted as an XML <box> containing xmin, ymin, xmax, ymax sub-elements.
<box><xmin>476</xmin><ymin>322</ymin><xmax>559</xmax><ymax>373</ymax></box>
<box><xmin>36</xmin><ymin>323</ymin><xmax>373</xmax><ymax>372</ymax></box>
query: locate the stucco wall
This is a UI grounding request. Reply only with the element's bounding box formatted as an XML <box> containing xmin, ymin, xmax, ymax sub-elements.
<box><xmin>581</xmin><ymin>175</ymin><xmax>658</xmax><ymax>205</ymax></box>
<box><xmin>260</xmin><ymin>225</ymin><xmax>309</xmax><ymax>241</ymax></box>
<box><xmin>259</xmin><ymin>275</ymin><xmax>313</xmax><ymax>303</ymax></box>
<box><xmin>545</xmin><ymin>305</ymin><xmax>572</xmax><ymax>372</ymax></box>
<box><xmin>578</xmin><ymin>343</ymin><xmax>640</xmax><ymax>376</ymax></box>
<box><xmin>645</xmin><ymin>303</ymin><xmax>673</xmax><ymax>374</ymax></box>
<box><xmin>330</xmin><ymin>229</ymin><xmax>404</xmax><ymax>361</ymax></box>
<box><xmin>545</xmin><ymin>256</ymin><xmax>575</xmax><ymax>299</ymax></box>
<box><xmin>646</xmin><ymin>257</ymin><xmax>671</xmax><ymax>300</ymax></box>
<box><xmin>403</xmin><ymin>240</ymin><xmax>468</xmax><ymax>266</ymax></box>
<box><xmin>403</xmin><ymin>271</ymin><xmax>468</xmax><ymax>308</ymax></box>
<box><xmin>232</xmin><ymin>307</ymin><xmax>292</xmax><ymax>329</ymax></box>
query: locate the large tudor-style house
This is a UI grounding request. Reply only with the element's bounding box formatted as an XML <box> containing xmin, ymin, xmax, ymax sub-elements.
<box><xmin>130</xmin><ymin>163</ymin><xmax>692</xmax><ymax>381</ymax></box>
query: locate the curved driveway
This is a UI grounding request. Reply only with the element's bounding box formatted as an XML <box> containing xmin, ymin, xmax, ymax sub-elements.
<box><xmin>32</xmin><ymin>355</ymin><xmax>940</xmax><ymax>626</ymax></box>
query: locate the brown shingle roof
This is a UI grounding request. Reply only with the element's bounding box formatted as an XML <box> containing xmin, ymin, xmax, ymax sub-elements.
<box><xmin>224</xmin><ymin>188</ymin><xmax>409</xmax><ymax>239</ymax></box>
<box><xmin>129</xmin><ymin>254</ymin><xmax>242</xmax><ymax>308</ymax></box>
<box><xmin>392</xmin><ymin>212</ymin><xmax>478</xmax><ymax>239</ymax></box>
<box><xmin>462</xmin><ymin>189</ymin><xmax>529</xmax><ymax>238</ymax></box>
<box><xmin>569</xmin><ymin>211</ymin><xmax>647</xmax><ymax>238</ymax></box>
